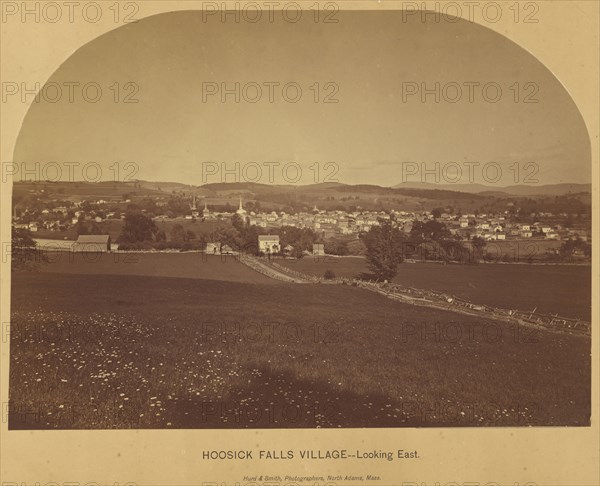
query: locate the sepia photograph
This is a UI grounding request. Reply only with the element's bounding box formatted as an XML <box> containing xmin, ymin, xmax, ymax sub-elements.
<box><xmin>2</xmin><ymin>2</ymin><xmax>594</xmax><ymax>440</ymax></box>
<box><xmin>5</xmin><ymin>7</ymin><xmax>594</xmax><ymax>433</ymax></box>
<box><xmin>3</xmin><ymin>1</ymin><xmax>600</xmax><ymax>484</ymax></box>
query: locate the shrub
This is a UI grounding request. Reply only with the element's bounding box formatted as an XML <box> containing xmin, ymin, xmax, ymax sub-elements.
<box><xmin>323</xmin><ymin>269</ymin><xmax>336</xmax><ymax>280</ymax></box>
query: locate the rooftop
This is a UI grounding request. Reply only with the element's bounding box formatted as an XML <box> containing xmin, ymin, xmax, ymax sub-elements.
<box><xmin>76</xmin><ymin>234</ymin><xmax>111</xmax><ymax>244</ymax></box>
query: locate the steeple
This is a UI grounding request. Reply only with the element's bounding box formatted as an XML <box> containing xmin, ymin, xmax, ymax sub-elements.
<box><xmin>236</xmin><ymin>196</ymin><xmax>247</xmax><ymax>215</ymax></box>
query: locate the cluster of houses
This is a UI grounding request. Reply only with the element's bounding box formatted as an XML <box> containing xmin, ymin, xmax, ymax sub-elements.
<box><xmin>12</xmin><ymin>194</ymin><xmax>590</xmax><ymax>245</ymax></box>
<box><xmin>12</xmin><ymin>199</ymin><xmax>117</xmax><ymax>233</ymax></box>
<box><xmin>255</xmin><ymin>235</ymin><xmax>324</xmax><ymax>257</ymax></box>
<box><xmin>205</xmin><ymin>232</ymin><xmax>323</xmax><ymax>257</ymax></box>
<box><xmin>449</xmin><ymin>216</ymin><xmax>563</xmax><ymax>241</ymax></box>
<box><xmin>201</xmin><ymin>200</ymin><xmax>587</xmax><ymax>243</ymax></box>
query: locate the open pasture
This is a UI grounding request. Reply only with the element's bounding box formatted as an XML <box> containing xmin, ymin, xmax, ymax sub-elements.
<box><xmin>9</xmin><ymin>272</ymin><xmax>590</xmax><ymax>429</ymax></box>
<box><xmin>38</xmin><ymin>252</ymin><xmax>276</xmax><ymax>284</ymax></box>
<box><xmin>279</xmin><ymin>257</ymin><xmax>591</xmax><ymax>320</ymax></box>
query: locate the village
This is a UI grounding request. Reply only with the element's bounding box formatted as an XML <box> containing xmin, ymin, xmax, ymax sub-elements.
<box><xmin>12</xmin><ymin>188</ymin><xmax>591</xmax><ymax>254</ymax></box>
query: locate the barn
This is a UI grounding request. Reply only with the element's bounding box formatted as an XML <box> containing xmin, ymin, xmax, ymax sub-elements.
<box><xmin>72</xmin><ymin>234</ymin><xmax>111</xmax><ymax>253</ymax></box>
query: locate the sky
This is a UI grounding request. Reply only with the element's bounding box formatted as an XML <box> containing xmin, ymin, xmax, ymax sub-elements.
<box><xmin>13</xmin><ymin>10</ymin><xmax>591</xmax><ymax>187</ymax></box>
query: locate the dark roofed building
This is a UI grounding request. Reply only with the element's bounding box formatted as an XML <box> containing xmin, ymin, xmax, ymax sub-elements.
<box><xmin>72</xmin><ymin>234</ymin><xmax>111</xmax><ymax>253</ymax></box>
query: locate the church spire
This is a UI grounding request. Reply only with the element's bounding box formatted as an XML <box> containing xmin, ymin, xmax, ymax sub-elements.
<box><xmin>236</xmin><ymin>196</ymin><xmax>247</xmax><ymax>215</ymax></box>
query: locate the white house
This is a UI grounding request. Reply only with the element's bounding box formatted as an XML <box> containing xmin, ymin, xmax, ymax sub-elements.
<box><xmin>258</xmin><ymin>235</ymin><xmax>280</xmax><ymax>254</ymax></box>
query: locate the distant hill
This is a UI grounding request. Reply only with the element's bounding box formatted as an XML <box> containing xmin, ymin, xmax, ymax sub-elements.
<box><xmin>12</xmin><ymin>179</ymin><xmax>591</xmax><ymax>215</ymax></box>
<box><xmin>196</xmin><ymin>181</ymin><xmax>486</xmax><ymax>201</ymax></box>
<box><xmin>12</xmin><ymin>180</ymin><xmax>163</xmax><ymax>201</ymax></box>
<box><xmin>190</xmin><ymin>181</ymin><xmax>490</xmax><ymax>212</ymax></box>
<box><xmin>393</xmin><ymin>181</ymin><xmax>591</xmax><ymax>196</ymax></box>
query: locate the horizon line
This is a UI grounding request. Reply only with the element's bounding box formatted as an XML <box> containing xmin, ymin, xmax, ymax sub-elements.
<box><xmin>12</xmin><ymin>179</ymin><xmax>593</xmax><ymax>189</ymax></box>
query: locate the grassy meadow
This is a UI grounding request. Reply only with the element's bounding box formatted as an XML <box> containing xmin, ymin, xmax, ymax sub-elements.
<box><xmin>9</xmin><ymin>269</ymin><xmax>591</xmax><ymax>429</ymax></box>
<box><xmin>36</xmin><ymin>252</ymin><xmax>274</xmax><ymax>283</ymax></box>
<box><xmin>279</xmin><ymin>257</ymin><xmax>591</xmax><ymax>320</ymax></box>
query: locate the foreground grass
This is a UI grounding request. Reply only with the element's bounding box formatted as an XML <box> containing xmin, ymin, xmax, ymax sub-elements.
<box><xmin>9</xmin><ymin>272</ymin><xmax>590</xmax><ymax>429</ymax></box>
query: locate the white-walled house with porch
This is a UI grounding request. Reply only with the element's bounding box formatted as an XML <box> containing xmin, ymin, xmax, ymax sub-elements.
<box><xmin>258</xmin><ymin>235</ymin><xmax>280</xmax><ymax>254</ymax></box>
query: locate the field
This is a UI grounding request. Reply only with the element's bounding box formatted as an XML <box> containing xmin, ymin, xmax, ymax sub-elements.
<box><xmin>468</xmin><ymin>238</ymin><xmax>563</xmax><ymax>261</ymax></box>
<box><xmin>38</xmin><ymin>252</ymin><xmax>275</xmax><ymax>284</ymax></box>
<box><xmin>9</xmin><ymin>270</ymin><xmax>590</xmax><ymax>429</ymax></box>
<box><xmin>279</xmin><ymin>257</ymin><xmax>591</xmax><ymax>320</ymax></box>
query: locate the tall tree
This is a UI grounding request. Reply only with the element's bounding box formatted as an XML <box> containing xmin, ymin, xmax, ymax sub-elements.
<box><xmin>11</xmin><ymin>228</ymin><xmax>46</xmax><ymax>271</ymax></box>
<box><xmin>471</xmin><ymin>236</ymin><xmax>487</xmax><ymax>260</ymax></box>
<box><xmin>118</xmin><ymin>213</ymin><xmax>159</xmax><ymax>243</ymax></box>
<box><xmin>170</xmin><ymin>223</ymin><xmax>186</xmax><ymax>242</ymax></box>
<box><xmin>362</xmin><ymin>218</ymin><xmax>404</xmax><ymax>281</ymax></box>
<box><xmin>409</xmin><ymin>220</ymin><xmax>452</xmax><ymax>242</ymax></box>
<box><xmin>75</xmin><ymin>221</ymin><xmax>89</xmax><ymax>235</ymax></box>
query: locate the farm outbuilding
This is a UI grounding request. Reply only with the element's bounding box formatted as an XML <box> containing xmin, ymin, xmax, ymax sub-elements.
<box><xmin>72</xmin><ymin>234</ymin><xmax>111</xmax><ymax>252</ymax></box>
<box><xmin>221</xmin><ymin>245</ymin><xmax>234</xmax><ymax>254</ymax></box>
<box><xmin>312</xmin><ymin>243</ymin><xmax>325</xmax><ymax>256</ymax></box>
<box><xmin>206</xmin><ymin>242</ymin><xmax>222</xmax><ymax>254</ymax></box>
